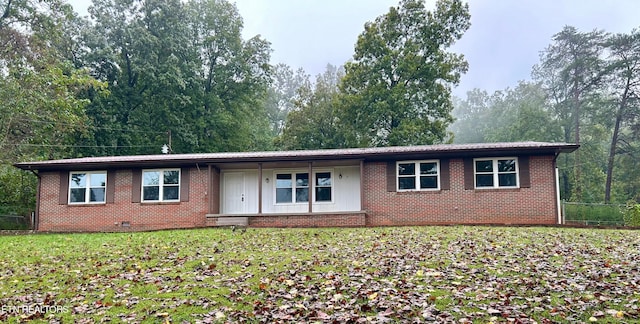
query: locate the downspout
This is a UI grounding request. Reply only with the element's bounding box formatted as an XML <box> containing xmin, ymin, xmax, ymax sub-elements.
<box><xmin>553</xmin><ymin>151</ymin><xmax>562</xmax><ymax>225</ymax></box>
<box><xmin>308</xmin><ymin>162</ymin><xmax>313</xmax><ymax>213</ymax></box>
<box><xmin>29</xmin><ymin>168</ymin><xmax>41</xmax><ymax>231</ymax></box>
<box><xmin>258</xmin><ymin>163</ymin><xmax>263</xmax><ymax>215</ymax></box>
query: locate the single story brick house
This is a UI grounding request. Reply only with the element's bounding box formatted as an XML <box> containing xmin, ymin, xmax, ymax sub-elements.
<box><xmin>14</xmin><ymin>142</ymin><xmax>578</xmax><ymax>232</ymax></box>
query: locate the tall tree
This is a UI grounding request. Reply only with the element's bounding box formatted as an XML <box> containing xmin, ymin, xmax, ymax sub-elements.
<box><xmin>483</xmin><ymin>82</ymin><xmax>562</xmax><ymax>143</ymax></box>
<box><xmin>265</xmin><ymin>64</ymin><xmax>310</xmax><ymax>137</ymax></box>
<box><xmin>187</xmin><ymin>0</ymin><xmax>272</xmax><ymax>152</ymax></box>
<box><xmin>0</xmin><ymin>0</ymin><xmax>104</xmax><ymax>213</ymax></box>
<box><xmin>276</xmin><ymin>64</ymin><xmax>344</xmax><ymax>150</ymax></box>
<box><xmin>603</xmin><ymin>30</ymin><xmax>640</xmax><ymax>202</ymax></box>
<box><xmin>533</xmin><ymin>26</ymin><xmax>607</xmax><ymax>200</ymax></box>
<box><xmin>451</xmin><ymin>83</ymin><xmax>562</xmax><ymax>144</ymax></box>
<box><xmin>78</xmin><ymin>0</ymin><xmax>272</xmax><ymax>155</ymax></box>
<box><xmin>79</xmin><ymin>0</ymin><xmax>189</xmax><ymax>155</ymax></box>
<box><xmin>338</xmin><ymin>0</ymin><xmax>470</xmax><ymax>147</ymax></box>
<box><xmin>450</xmin><ymin>89</ymin><xmax>492</xmax><ymax>143</ymax></box>
<box><xmin>0</xmin><ymin>0</ymin><xmax>104</xmax><ymax>162</ymax></box>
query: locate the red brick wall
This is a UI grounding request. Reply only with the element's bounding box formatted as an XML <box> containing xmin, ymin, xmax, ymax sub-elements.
<box><xmin>247</xmin><ymin>213</ymin><xmax>366</xmax><ymax>227</ymax></box>
<box><xmin>36</xmin><ymin>155</ymin><xmax>558</xmax><ymax>231</ymax></box>
<box><xmin>363</xmin><ymin>156</ymin><xmax>558</xmax><ymax>226</ymax></box>
<box><xmin>37</xmin><ymin>167</ymin><xmax>209</xmax><ymax>232</ymax></box>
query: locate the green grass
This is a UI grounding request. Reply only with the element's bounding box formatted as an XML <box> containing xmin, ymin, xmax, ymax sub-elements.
<box><xmin>0</xmin><ymin>226</ymin><xmax>639</xmax><ymax>322</ymax></box>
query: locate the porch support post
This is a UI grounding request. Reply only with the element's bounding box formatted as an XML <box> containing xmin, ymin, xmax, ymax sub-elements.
<box><xmin>207</xmin><ymin>164</ymin><xmax>212</xmax><ymax>214</ymax></box>
<box><xmin>308</xmin><ymin>161</ymin><xmax>313</xmax><ymax>213</ymax></box>
<box><xmin>360</xmin><ymin>160</ymin><xmax>364</xmax><ymax>211</ymax></box>
<box><xmin>258</xmin><ymin>163</ymin><xmax>263</xmax><ymax>214</ymax></box>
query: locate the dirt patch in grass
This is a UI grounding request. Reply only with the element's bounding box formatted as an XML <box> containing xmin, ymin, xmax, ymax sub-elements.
<box><xmin>0</xmin><ymin>226</ymin><xmax>638</xmax><ymax>322</ymax></box>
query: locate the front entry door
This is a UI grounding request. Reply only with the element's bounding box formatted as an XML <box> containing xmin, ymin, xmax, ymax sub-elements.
<box><xmin>224</xmin><ymin>172</ymin><xmax>246</xmax><ymax>214</ymax></box>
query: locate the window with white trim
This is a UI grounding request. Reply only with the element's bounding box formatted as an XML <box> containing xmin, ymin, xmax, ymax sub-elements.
<box><xmin>474</xmin><ymin>158</ymin><xmax>518</xmax><ymax>188</ymax></box>
<box><xmin>275</xmin><ymin>171</ymin><xmax>333</xmax><ymax>203</ymax></box>
<box><xmin>142</xmin><ymin>169</ymin><xmax>180</xmax><ymax>202</ymax></box>
<box><xmin>397</xmin><ymin>161</ymin><xmax>439</xmax><ymax>191</ymax></box>
<box><xmin>276</xmin><ymin>173</ymin><xmax>309</xmax><ymax>203</ymax></box>
<box><xmin>315</xmin><ymin>172</ymin><xmax>332</xmax><ymax>202</ymax></box>
<box><xmin>295</xmin><ymin>173</ymin><xmax>309</xmax><ymax>202</ymax></box>
<box><xmin>69</xmin><ymin>171</ymin><xmax>107</xmax><ymax>204</ymax></box>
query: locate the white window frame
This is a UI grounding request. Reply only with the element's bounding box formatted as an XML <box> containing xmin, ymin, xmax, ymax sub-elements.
<box><xmin>142</xmin><ymin>169</ymin><xmax>181</xmax><ymax>202</ymax></box>
<box><xmin>274</xmin><ymin>172</ymin><xmax>308</xmax><ymax>204</ymax></box>
<box><xmin>69</xmin><ymin>171</ymin><xmax>107</xmax><ymax>204</ymax></box>
<box><xmin>274</xmin><ymin>170</ymin><xmax>334</xmax><ymax>204</ymax></box>
<box><xmin>396</xmin><ymin>160</ymin><xmax>440</xmax><ymax>192</ymax></box>
<box><xmin>313</xmin><ymin>171</ymin><xmax>333</xmax><ymax>203</ymax></box>
<box><xmin>474</xmin><ymin>157</ymin><xmax>519</xmax><ymax>189</ymax></box>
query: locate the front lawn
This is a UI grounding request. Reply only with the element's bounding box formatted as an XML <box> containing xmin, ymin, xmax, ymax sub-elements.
<box><xmin>0</xmin><ymin>226</ymin><xmax>638</xmax><ymax>323</ymax></box>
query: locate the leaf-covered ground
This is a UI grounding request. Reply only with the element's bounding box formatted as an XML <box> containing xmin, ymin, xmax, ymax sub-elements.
<box><xmin>0</xmin><ymin>226</ymin><xmax>639</xmax><ymax>323</ymax></box>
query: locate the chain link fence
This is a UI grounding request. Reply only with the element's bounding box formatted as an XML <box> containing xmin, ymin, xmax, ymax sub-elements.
<box><xmin>0</xmin><ymin>205</ymin><xmax>32</xmax><ymax>230</ymax></box>
<box><xmin>562</xmin><ymin>201</ymin><xmax>626</xmax><ymax>226</ymax></box>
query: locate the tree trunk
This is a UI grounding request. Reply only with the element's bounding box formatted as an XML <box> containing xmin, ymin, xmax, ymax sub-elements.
<box><xmin>605</xmin><ymin>81</ymin><xmax>630</xmax><ymax>203</ymax></box>
<box><xmin>572</xmin><ymin>76</ymin><xmax>582</xmax><ymax>200</ymax></box>
<box><xmin>1</xmin><ymin>0</ymin><xmax>12</xmax><ymax>25</ymax></box>
<box><xmin>605</xmin><ymin>114</ymin><xmax>622</xmax><ymax>203</ymax></box>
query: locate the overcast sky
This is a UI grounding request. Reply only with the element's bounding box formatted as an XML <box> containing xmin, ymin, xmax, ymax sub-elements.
<box><xmin>69</xmin><ymin>0</ymin><xmax>640</xmax><ymax>97</ymax></box>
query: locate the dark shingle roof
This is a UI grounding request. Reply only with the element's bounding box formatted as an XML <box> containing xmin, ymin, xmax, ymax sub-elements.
<box><xmin>14</xmin><ymin>142</ymin><xmax>579</xmax><ymax>171</ymax></box>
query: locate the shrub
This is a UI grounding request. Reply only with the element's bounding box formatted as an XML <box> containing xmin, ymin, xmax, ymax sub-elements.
<box><xmin>623</xmin><ymin>203</ymin><xmax>640</xmax><ymax>227</ymax></box>
<box><xmin>563</xmin><ymin>203</ymin><xmax>624</xmax><ymax>226</ymax></box>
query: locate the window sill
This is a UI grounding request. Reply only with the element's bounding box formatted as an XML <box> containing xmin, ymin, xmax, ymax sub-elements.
<box><xmin>140</xmin><ymin>201</ymin><xmax>181</xmax><ymax>205</ymax></box>
<box><xmin>275</xmin><ymin>201</ymin><xmax>334</xmax><ymax>205</ymax></box>
<box><xmin>67</xmin><ymin>203</ymin><xmax>107</xmax><ymax>207</ymax></box>
<box><xmin>395</xmin><ymin>190</ymin><xmax>441</xmax><ymax>194</ymax></box>
<box><xmin>473</xmin><ymin>187</ymin><xmax>520</xmax><ymax>192</ymax></box>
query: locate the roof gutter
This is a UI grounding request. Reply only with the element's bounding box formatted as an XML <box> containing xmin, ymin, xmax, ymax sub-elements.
<box><xmin>13</xmin><ymin>143</ymin><xmax>581</xmax><ymax>172</ymax></box>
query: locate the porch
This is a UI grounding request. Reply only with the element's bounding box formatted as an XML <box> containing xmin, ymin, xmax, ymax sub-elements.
<box><xmin>207</xmin><ymin>159</ymin><xmax>364</xmax><ymax>224</ymax></box>
<box><xmin>205</xmin><ymin>211</ymin><xmax>367</xmax><ymax>227</ymax></box>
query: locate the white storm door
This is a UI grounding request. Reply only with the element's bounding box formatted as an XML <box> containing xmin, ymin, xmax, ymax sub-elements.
<box><xmin>224</xmin><ymin>172</ymin><xmax>246</xmax><ymax>214</ymax></box>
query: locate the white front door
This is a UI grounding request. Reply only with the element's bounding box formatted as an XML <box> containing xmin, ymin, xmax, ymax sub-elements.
<box><xmin>224</xmin><ymin>172</ymin><xmax>246</xmax><ymax>214</ymax></box>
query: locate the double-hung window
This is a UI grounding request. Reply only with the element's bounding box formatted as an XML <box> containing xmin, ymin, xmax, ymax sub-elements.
<box><xmin>69</xmin><ymin>171</ymin><xmax>107</xmax><ymax>204</ymax></box>
<box><xmin>397</xmin><ymin>161</ymin><xmax>439</xmax><ymax>191</ymax></box>
<box><xmin>475</xmin><ymin>158</ymin><xmax>518</xmax><ymax>188</ymax></box>
<box><xmin>295</xmin><ymin>173</ymin><xmax>309</xmax><ymax>202</ymax></box>
<box><xmin>315</xmin><ymin>172</ymin><xmax>332</xmax><ymax>202</ymax></box>
<box><xmin>142</xmin><ymin>169</ymin><xmax>180</xmax><ymax>202</ymax></box>
<box><xmin>276</xmin><ymin>173</ymin><xmax>309</xmax><ymax>203</ymax></box>
<box><xmin>275</xmin><ymin>171</ymin><xmax>333</xmax><ymax>203</ymax></box>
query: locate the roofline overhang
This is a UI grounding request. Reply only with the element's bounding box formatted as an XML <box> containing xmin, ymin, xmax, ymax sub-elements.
<box><xmin>13</xmin><ymin>142</ymin><xmax>580</xmax><ymax>172</ymax></box>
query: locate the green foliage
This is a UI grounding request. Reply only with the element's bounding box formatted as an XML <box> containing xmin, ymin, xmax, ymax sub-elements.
<box><xmin>265</xmin><ymin>64</ymin><xmax>310</xmax><ymax>137</ymax></box>
<box><xmin>338</xmin><ymin>0</ymin><xmax>470</xmax><ymax>147</ymax></box>
<box><xmin>0</xmin><ymin>62</ymin><xmax>106</xmax><ymax>161</ymax></box>
<box><xmin>451</xmin><ymin>82</ymin><xmax>562</xmax><ymax>144</ymax></box>
<box><xmin>449</xmin><ymin>89</ymin><xmax>491</xmax><ymax>143</ymax></box>
<box><xmin>563</xmin><ymin>202</ymin><xmax>624</xmax><ymax>226</ymax></box>
<box><xmin>276</xmin><ymin>64</ymin><xmax>346</xmax><ymax>150</ymax></box>
<box><xmin>0</xmin><ymin>165</ymin><xmax>36</xmax><ymax>212</ymax></box>
<box><xmin>451</xmin><ymin>26</ymin><xmax>640</xmax><ymax>204</ymax></box>
<box><xmin>0</xmin><ymin>215</ymin><xmax>29</xmax><ymax>230</ymax></box>
<box><xmin>623</xmin><ymin>203</ymin><xmax>640</xmax><ymax>227</ymax></box>
<box><xmin>0</xmin><ymin>0</ymin><xmax>106</xmax><ymax>163</ymax></box>
<box><xmin>534</xmin><ymin>27</ymin><xmax>608</xmax><ymax>202</ymax></box>
<box><xmin>77</xmin><ymin>0</ymin><xmax>273</xmax><ymax>155</ymax></box>
<box><xmin>0</xmin><ymin>0</ymin><xmax>106</xmax><ymax>213</ymax></box>
<box><xmin>601</xmin><ymin>29</ymin><xmax>640</xmax><ymax>202</ymax></box>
